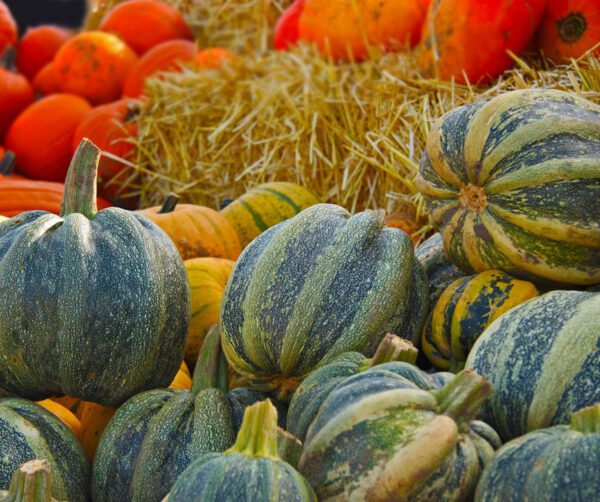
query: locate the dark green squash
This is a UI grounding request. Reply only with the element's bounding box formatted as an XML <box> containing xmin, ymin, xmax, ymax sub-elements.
<box><xmin>0</xmin><ymin>398</ymin><xmax>90</xmax><ymax>502</ymax></box>
<box><xmin>92</xmin><ymin>326</ymin><xmax>287</xmax><ymax>502</ymax></box>
<box><xmin>466</xmin><ymin>290</ymin><xmax>600</xmax><ymax>441</ymax></box>
<box><xmin>0</xmin><ymin>460</ymin><xmax>61</xmax><ymax>502</ymax></box>
<box><xmin>475</xmin><ymin>403</ymin><xmax>600</xmax><ymax>502</ymax></box>
<box><xmin>220</xmin><ymin>204</ymin><xmax>428</xmax><ymax>401</ymax></box>
<box><xmin>287</xmin><ymin>334</ymin><xmax>418</xmax><ymax>442</ymax></box>
<box><xmin>166</xmin><ymin>400</ymin><xmax>317</xmax><ymax>502</ymax></box>
<box><xmin>0</xmin><ymin>139</ymin><xmax>190</xmax><ymax>407</ymax></box>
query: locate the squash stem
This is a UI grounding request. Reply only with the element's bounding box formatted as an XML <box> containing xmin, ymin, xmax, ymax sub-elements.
<box><xmin>191</xmin><ymin>325</ymin><xmax>228</xmax><ymax>394</ymax></box>
<box><xmin>0</xmin><ymin>151</ymin><xmax>16</xmax><ymax>176</ymax></box>
<box><xmin>158</xmin><ymin>194</ymin><xmax>180</xmax><ymax>214</ymax></box>
<box><xmin>226</xmin><ymin>400</ymin><xmax>280</xmax><ymax>459</ymax></box>
<box><xmin>366</xmin><ymin>334</ymin><xmax>418</xmax><ymax>368</ymax></box>
<box><xmin>3</xmin><ymin>459</ymin><xmax>53</xmax><ymax>502</ymax></box>
<box><xmin>0</xmin><ymin>46</ymin><xmax>16</xmax><ymax>71</ymax></box>
<box><xmin>570</xmin><ymin>403</ymin><xmax>600</xmax><ymax>434</ymax></box>
<box><xmin>433</xmin><ymin>369</ymin><xmax>492</xmax><ymax>427</ymax></box>
<box><xmin>61</xmin><ymin>138</ymin><xmax>101</xmax><ymax>219</ymax></box>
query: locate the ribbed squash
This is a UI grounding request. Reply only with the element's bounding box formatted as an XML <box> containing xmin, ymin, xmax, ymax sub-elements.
<box><xmin>0</xmin><ymin>140</ymin><xmax>190</xmax><ymax>407</ymax></box>
<box><xmin>300</xmin><ymin>368</ymin><xmax>500</xmax><ymax>501</ymax></box>
<box><xmin>32</xmin><ymin>62</ymin><xmax>62</xmax><ymax>96</ymax></box>
<box><xmin>221</xmin><ymin>204</ymin><xmax>428</xmax><ymax>401</ymax></box>
<box><xmin>476</xmin><ymin>403</ymin><xmax>600</xmax><ymax>502</ymax></box>
<box><xmin>92</xmin><ymin>327</ymin><xmax>287</xmax><ymax>502</ymax></box>
<box><xmin>220</xmin><ymin>181</ymin><xmax>320</xmax><ymax>249</ymax></box>
<box><xmin>416</xmin><ymin>89</ymin><xmax>600</xmax><ymax>286</ymax></box>
<box><xmin>422</xmin><ymin>270</ymin><xmax>539</xmax><ymax>371</ymax></box>
<box><xmin>288</xmin><ymin>334</ymin><xmax>418</xmax><ymax>442</ymax></box>
<box><xmin>466</xmin><ymin>290</ymin><xmax>600</xmax><ymax>441</ymax></box>
<box><xmin>36</xmin><ymin>400</ymin><xmax>82</xmax><ymax>441</ymax></box>
<box><xmin>0</xmin><ymin>460</ymin><xmax>61</xmax><ymax>502</ymax></box>
<box><xmin>166</xmin><ymin>400</ymin><xmax>316</xmax><ymax>502</ymax></box>
<box><xmin>0</xmin><ymin>398</ymin><xmax>90</xmax><ymax>501</ymax></box>
<box><xmin>138</xmin><ymin>194</ymin><xmax>242</xmax><ymax>261</ymax></box>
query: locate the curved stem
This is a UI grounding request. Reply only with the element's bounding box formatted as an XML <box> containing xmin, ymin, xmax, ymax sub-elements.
<box><xmin>0</xmin><ymin>151</ymin><xmax>16</xmax><ymax>176</ymax></box>
<box><xmin>191</xmin><ymin>324</ymin><xmax>228</xmax><ymax>394</ymax></box>
<box><xmin>61</xmin><ymin>138</ymin><xmax>101</xmax><ymax>219</ymax></box>
<box><xmin>158</xmin><ymin>194</ymin><xmax>180</xmax><ymax>214</ymax></box>
<box><xmin>367</xmin><ymin>334</ymin><xmax>418</xmax><ymax>368</ymax></box>
<box><xmin>570</xmin><ymin>403</ymin><xmax>600</xmax><ymax>434</ymax></box>
<box><xmin>226</xmin><ymin>400</ymin><xmax>280</xmax><ymax>459</ymax></box>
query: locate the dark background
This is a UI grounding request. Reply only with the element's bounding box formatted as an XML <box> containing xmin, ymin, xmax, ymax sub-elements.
<box><xmin>5</xmin><ymin>0</ymin><xmax>86</xmax><ymax>32</ymax></box>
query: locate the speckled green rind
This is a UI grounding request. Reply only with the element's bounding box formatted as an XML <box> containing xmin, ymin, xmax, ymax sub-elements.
<box><xmin>220</xmin><ymin>204</ymin><xmax>419</xmax><ymax>396</ymax></box>
<box><xmin>416</xmin><ymin>89</ymin><xmax>600</xmax><ymax>286</ymax></box>
<box><xmin>0</xmin><ymin>208</ymin><xmax>190</xmax><ymax>406</ymax></box>
<box><xmin>228</xmin><ymin>388</ymin><xmax>288</xmax><ymax>430</ymax></box>
<box><xmin>0</xmin><ymin>398</ymin><xmax>90</xmax><ymax>502</ymax></box>
<box><xmin>465</xmin><ymin>291</ymin><xmax>600</xmax><ymax>441</ymax></box>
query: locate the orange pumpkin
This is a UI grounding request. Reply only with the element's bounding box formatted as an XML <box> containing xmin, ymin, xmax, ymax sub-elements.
<box><xmin>72</xmin><ymin>98</ymin><xmax>141</xmax><ymax>206</ymax></box>
<box><xmin>137</xmin><ymin>194</ymin><xmax>242</xmax><ymax>261</ymax></box>
<box><xmin>32</xmin><ymin>61</ymin><xmax>62</xmax><ymax>96</ymax></box>
<box><xmin>297</xmin><ymin>0</ymin><xmax>429</xmax><ymax>61</ymax></box>
<box><xmin>15</xmin><ymin>25</ymin><xmax>71</xmax><ymax>80</ymax></box>
<box><xmin>418</xmin><ymin>0</ymin><xmax>546</xmax><ymax>84</ymax></box>
<box><xmin>99</xmin><ymin>0</ymin><xmax>193</xmax><ymax>56</ymax></box>
<box><xmin>0</xmin><ymin>1</ymin><xmax>16</xmax><ymax>55</ymax></box>
<box><xmin>6</xmin><ymin>93</ymin><xmax>92</xmax><ymax>181</ymax></box>
<box><xmin>53</xmin><ymin>31</ymin><xmax>138</xmax><ymax>104</ymax></box>
<box><xmin>0</xmin><ymin>49</ymin><xmax>35</xmax><ymax>142</ymax></box>
<box><xmin>274</xmin><ymin>0</ymin><xmax>306</xmax><ymax>50</ymax></box>
<box><xmin>194</xmin><ymin>48</ymin><xmax>235</xmax><ymax>69</ymax></box>
<box><xmin>122</xmin><ymin>39</ymin><xmax>196</xmax><ymax>98</ymax></box>
<box><xmin>384</xmin><ymin>213</ymin><xmax>422</xmax><ymax>245</ymax></box>
<box><xmin>36</xmin><ymin>399</ymin><xmax>82</xmax><ymax>440</ymax></box>
<box><xmin>537</xmin><ymin>1</ymin><xmax>600</xmax><ymax>62</ymax></box>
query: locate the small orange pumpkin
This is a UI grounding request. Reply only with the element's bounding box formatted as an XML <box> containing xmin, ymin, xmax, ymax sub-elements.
<box><xmin>194</xmin><ymin>48</ymin><xmax>235</xmax><ymax>69</ymax></box>
<box><xmin>53</xmin><ymin>31</ymin><xmax>138</xmax><ymax>104</ymax></box>
<box><xmin>0</xmin><ymin>48</ymin><xmax>35</xmax><ymax>142</ymax></box>
<box><xmin>6</xmin><ymin>93</ymin><xmax>92</xmax><ymax>181</ymax></box>
<box><xmin>32</xmin><ymin>61</ymin><xmax>62</xmax><ymax>96</ymax></box>
<box><xmin>100</xmin><ymin>0</ymin><xmax>193</xmax><ymax>55</ymax></box>
<box><xmin>274</xmin><ymin>0</ymin><xmax>306</xmax><ymax>50</ymax></box>
<box><xmin>137</xmin><ymin>194</ymin><xmax>242</xmax><ymax>261</ymax></box>
<box><xmin>15</xmin><ymin>25</ymin><xmax>71</xmax><ymax>80</ymax></box>
<box><xmin>122</xmin><ymin>39</ymin><xmax>196</xmax><ymax>98</ymax></box>
<box><xmin>0</xmin><ymin>1</ymin><xmax>16</xmax><ymax>55</ymax></box>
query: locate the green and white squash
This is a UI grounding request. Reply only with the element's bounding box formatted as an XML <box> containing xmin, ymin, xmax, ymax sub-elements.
<box><xmin>0</xmin><ymin>139</ymin><xmax>190</xmax><ymax>407</ymax></box>
<box><xmin>466</xmin><ymin>290</ymin><xmax>600</xmax><ymax>441</ymax></box>
<box><xmin>475</xmin><ymin>403</ymin><xmax>600</xmax><ymax>502</ymax></box>
<box><xmin>287</xmin><ymin>334</ymin><xmax>418</xmax><ymax>442</ymax></box>
<box><xmin>299</xmin><ymin>367</ymin><xmax>501</xmax><ymax>501</ymax></box>
<box><xmin>0</xmin><ymin>460</ymin><xmax>62</xmax><ymax>502</ymax></box>
<box><xmin>0</xmin><ymin>399</ymin><xmax>89</xmax><ymax>502</ymax></box>
<box><xmin>220</xmin><ymin>204</ymin><xmax>428</xmax><ymax>400</ymax></box>
<box><xmin>416</xmin><ymin>89</ymin><xmax>600</xmax><ymax>286</ymax></box>
<box><xmin>166</xmin><ymin>400</ymin><xmax>317</xmax><ymax>502</ymax></box>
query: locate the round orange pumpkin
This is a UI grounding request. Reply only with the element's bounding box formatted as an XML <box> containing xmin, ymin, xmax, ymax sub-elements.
<box><xmin>53</xmin><ymin>31</ymin><xmax>138</xmax><ymax>104</ymax></box>
<box><xmin>15</xmin><ymin>25</ymin><xmax>71</xmax><ymax>80</ymax></box>
<box><xmin>122</xmin><ymin>39</ymin><xmax>196</xmax><ymax>98</ymax></box>
<box><xmin>99</xmin><ymin>0</ymin><xmax>193</xmax><ymax>56</ymax></box>
<box><xmin>537</xmin><ymin>0</ymin><xmax>600</xmax><ymax>62</ymax></box>
<box><xmin>0</xmin><ymin>49</ymin><xmax>35</xmax><ymax>142</ymax></box>
<box><xmin>418</xmin><ymin>0</ymin><xmax>546</xmax><ymax>84</ymax></box>
<box><xmin>0</xmin><ymin>1</ymin><xmax>16</xmax><ymax>56</ymax></box>
<box><xmin>32</xmin><ymin>61</ymin><xmax>62</xmax><ymax>96</ymax></box>
<box><xmin>6</xmin><ymin>93</ymin><xmax>92</xmax><ymax>181</ymax></box>
<box><xmin>274</xmin><ymin>0</ymin><xmax>306</xmax><ymax>50</ymax></box>
<box><xmin>194</xmin><ymin>48</ymin><xmax>235</xmax><ymax>69</ymax></box>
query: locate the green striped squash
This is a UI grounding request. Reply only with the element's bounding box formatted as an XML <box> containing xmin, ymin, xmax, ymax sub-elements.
<box><xmin>0</xmin><ymin>398</ymin><xmax>90</xmax><ymax>502</ymax></box>
<box><xmin>299</xmin><ymin>368</ymin><xmax>501</xmax><ymax>501</ymax></box>
<box><xmin>220</xmin><ymin>182</ymin><xmax>320</xmax><ymax>249</ymax></box>
<box><xmin>287</xmin><ymin>334</ymin><xmax>418</xmax><ymax>442</ymax></box>
<box><xmin>466</xmin><ymin>290</ymin><xmax>600</xmax><ymax>441</ymax></box>
<box><xmin>0</xmin><ymin>460</ymin><xmax>61</xmax><ymax>502</ymax></box>
<box><xmin>220</xmin><ymin>204</ymin><xmax>428</xmax><ymax>401</ymax></box>
<box><xmin>416</xmin><ymin>89</ymin><xmax>600</xmax><ymax>286</ymax></box>
<box><xmin>166</xmin><ymin>400</ymin><xmax>317</xmax><ymax>502</ymax></box>
<box><xmin>422</xmin><ymin>270</ymin><xmax>539</xmax><ymax>371</ymax></box>
<box><xmin>475</xmin><ymin>403</ymin><xmax>600</xmax><ymax>502</ymax></box>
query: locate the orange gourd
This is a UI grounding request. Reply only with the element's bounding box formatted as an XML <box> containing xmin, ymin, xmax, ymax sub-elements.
<box><xmin>194</xmin><ymin>48</ymin><xmax>235</xmax><ymax>69</ymax></box>
<box><xmin>36</xmin><ymin>399</ymin><xmax>82</xmax><ymax>440</ymax></box>
<box><xmin>298</xmin><ymin>0</ymin><xmax>429</xmax><ymax>61</ymax></box>
<box><xmin>122</xmin><ymin>39</ymin><xmax>196</xmax><ymax>98</ymax></box>
<box><xmin>6</xmin><ymin>94</ymin><xmax>92</xmax><ymax>181</ymax></box>
<box><xmin>419</xmin><ymin>0</ymin><xmax>546</xmax><ymax>84</ymax></box>
<box><xmin>15</xmin><ymin>25</ymin><xmax>71</xmax><ymax>80</ymax></box>
<box><xmin>537</xmin><ymin>1</ymin><xmax>600</xmax><ymax>62</ymax></box>
<box><xmin>274</xmin><ymin>0</ymin><xmax>306</xmax><ymax>50</ymax></box>
<box><xmin>32</xmin><ymin>61</ymin><xmax>62</xmax><ymax>96</ymax></box>
<box><xmin>0</xmin><ymin>49</ymin><xmax>35</xmax><ymax>142</ymax></box>
<box><xmin>99</xmin><ymin>0</ymin><xmax>193</xmax><ymax>55</ymax></box>
<box><xmin>0</xmin><ymin>1</ymin><xmax>16</xmax><ymax>55</ymax></box>
<box><xmin>72</xmin><ymin>99</ymin><xmax>141</xmax><ymax>206</ymax></box>
<box><xmin>53</xmin><ymin>31</ymin><xmax>138</xmax><ymax>104</ymax></box>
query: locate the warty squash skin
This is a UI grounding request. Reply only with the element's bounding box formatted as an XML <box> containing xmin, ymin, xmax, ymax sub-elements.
<box><xmin>475</xmin><ymin>403</ymin><xmax>600</xmax><ymax>502</ymax></box>
<box><xmin>466</xmin><ymin>290</ymin><xmax>600</xmax><ymax>441</ymax></box>
<box><xmin>0</xmin><ymin>398</ymin><xmax>90</xmax><ymax>502</ymax></box>
<box><xmin>0</xmin><ymin>460</ymin><xmax>62</xmax><ymax>502</ymax></box>
<box><xmin>416</xmin><ymin>89</ymin><xmax>600</xmax><ymax>286</ymax></box>
<box><xmin>220</xmin><ymin>203</ymin><xmax>428</xmax><ymax>401</ymax></box>
<box><xmin>0</xmin><ymin>140</ymin><xmax>190</xmax><ymax>407</ymax></box>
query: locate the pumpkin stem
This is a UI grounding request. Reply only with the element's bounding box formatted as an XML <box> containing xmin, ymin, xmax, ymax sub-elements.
<box><xmin>0</xmin><ymin>151</ymin><xmax>16</xmax><ymax>176</ymax></box>
<box><xmin>226</xmin><ymin>400</ymin><xmax>280</xmax><ymax>459</ymax></box>
<box><xmin>2</xmin><ymin>460</ymin><xmax>54</xmax><ymax>502</ymax></box>
<box><xmin>158</xmin><ymin>194</ymin><xmax>180</xmax><ymax>214</ymax></box>
<box><xmin>191</xmin><ymin>325</ymin><xmax>228</xmax><ymax>394</ymax></box>
<box><xmin>433</xmin><ymin>369</ymin><xmax>492</xmax><ymax>428</ymax></box>
<box><xmin>277</xmin><ymin>427</ymin><xmax>302</xmax><ymax>469</ymax></box>
<box><xmin>0</xmin><ymin>46</ymin><xmax>16</xmax><ymax>71</ymax></box>
<box><xmin>366</xmin><ymin>334</ymin><xmax>418</xmax><ymax>368</ymax></box>
<box><xmin>61</xmin><ymin>138</ymin><xmax>101</xmax><ymax>219</ymax></box>
<box><xmin>570</xmin><ymin>403</ymin><xmax>600</xmax><ymax>434</ymax></box>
